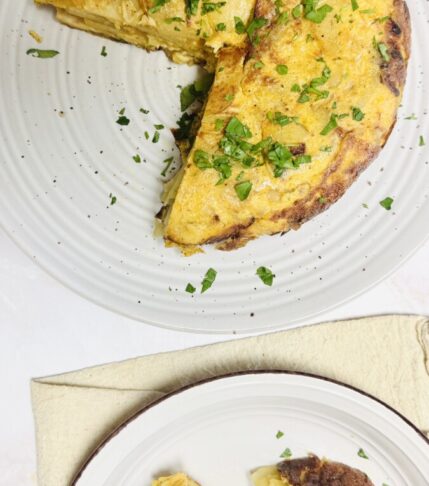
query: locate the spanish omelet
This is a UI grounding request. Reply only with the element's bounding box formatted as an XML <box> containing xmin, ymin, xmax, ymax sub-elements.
<box><xmin>36</xmin><ymin>0</ymin><xmax>410</xmax><ymax>253</ymax></box>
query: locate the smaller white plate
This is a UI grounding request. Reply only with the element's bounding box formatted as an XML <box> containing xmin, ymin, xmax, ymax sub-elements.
<box><xmin>74</xmin><ymin>372</ymin><xmax>429</xmax><ymax>486</ymax></box>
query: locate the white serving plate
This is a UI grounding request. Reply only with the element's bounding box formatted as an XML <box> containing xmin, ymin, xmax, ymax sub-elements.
<box><xmin>74</xmin><ymin>372</ymin><xmax>429</xmax><ymax>485</ymax></box>
<box><xmin>1</xmin><ymin>1</ymin><xmax>429</xmax><ymax>333</ymax></box>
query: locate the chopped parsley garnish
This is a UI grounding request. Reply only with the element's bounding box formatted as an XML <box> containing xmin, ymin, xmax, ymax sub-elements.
<box><xmin>280</xmin><ymin>448</ymin><xmax>292</xmax><ymax>459</ymax></box>
<box><xmin>276</xmin><ymin>64</ymin><xmax>288</xmax><ymax>75</ymax></box>
<box><xmin>357</xmin><ymin>448</ymin><xmax>369</xmax><ymax>459</ymax></box>
<box><xmin>267</xmin><ymin>111</ymin><xmax>298</xmax><ymax>126</ymax></box>
<box><xmin>213</xmin><ymin>156</ymin><xmax>232</xmax><ymax>184</ymax></box>
<box><xmin>320</xmin><ymin>145</ymin><xmax>332</xmax><ymax>152</ymax></box>
<box><xmin>234</xmin><ymin>16</ymin><xmax>246</xmax><ymax>34</ymax></box>
<box><xmin>109</xmin><ymin>193</ymin><xmax>117</xmax><ymax>205</ymax></box>
<box><xmin>247</xmin><ymin>17</ymin><xmax>269</xmax><ymax>45</ymax></box>
<box><xmin>278</xmin><ymin>11</ymin><xmax>289</xmax><ymax>24</ymax></box>
<box><xmin>215</xmin><ymin>118</ymin><xmax>225</xmax><ymax>131</ymax></box>
<box><xmin>257</xmin><ymin>266</ymin><xmax>275</xmax><ymax>286</ymax></box>
<box><xmin>376</xmin><ymin>16</ymin><xmax>390</xmax><ymax>23</ymax></box>
<box><xmin>226</xmin><ymin>116</ymin><xmax>252</xmax><ymax>138</ymax></box>
<box><xmin>116</xmin><ymin>115</ymin><xmax>130</xmax><ymax>126</ymax></box>
<box><xmin>235</xmin><ymin>181</ymin><xmax>253</xmax><ymax>201</ymax></box>
<box><xmin>292</xmin><ymin>5</ymin><xmax>303</xmax><ymax>18</ymax></box>
<box><xmin>225</xmin><ymin>93</ymin><xmax>234</xmax><ymax>102</ymax></box>
<box><xmin>165</xmin><ymin>16</ymin><xmax>185</xmax><ymax>24</ymax></box>
<box><xmin>377</xmin><ymin>42</ymin><xmax>390</xmax><ymax>62</ymax></box>
<box><xmin>175</xmin><ymin>112</ymin><xmax>196</xmax><ymax>141</ymax></box>
<box><xmin>119</xmin><ymin>107</ymin><xmax>126</xmax><ymax>115</ymax></box>
<box><xmin>180</xmin><ymin>73</ymin><xmax>214</xmax><ymax>111</ymax></box>
<box><xmin>186</xmin><ymin>0</ymin><xmax>199</xmax><ymax>16</ymax></box>
<box><xmin>154</xmin><ymin>124</ymin><xmax>165</xmax><ymax>130</ymax></box>
<box><xmin>320</xmin><ymin>114</ymin><xmax>338</xmax><ymax>135</ymax></box>
<box><xmin>26</xmin><ymin>48</ymin><xmax>59</xmax><ymax>58</ymax></box>
<box><xmin>133</xmin><ymin>154</ymin><xmax>141</xmax><ymax>163</ymax></box>
<box><xmin>267</xmin><ymin>143</ymin><xmax>311</xmax><ymax>177</ymax></box>
<box><xmin>144</xmin><ymin>131</ymin><xmax>150</xmax><ymax>140</ymax></box>
<box><xmin>254</xmin><ymin>60</ymin><xmax>264</xmax><ymax>69</ymax></box>
<box><xmin>161</xmin><ymin>157</ymin><xmax>174</xmax><ymax>177</ymax></box>
<box><xmin>201</xmin><ymin>1</ymin><xmax>226</xmax><ymax>15</ymax></box>
<box><xmin>216</xmin><ymin>22</ymin><xmax>226</xmax><ymax>31</ymax></box>
<box><xmin>405</xmin><ymin>113</ymin><xmax>417</xmax><ymax>120</ymax></box>
<box><xmin>351</xmin><ymin>0</ymin><xmax>359</xmax><ymax>11</ymax></box>
<box><xmin>195</xmin><ymin>115</ymin><xmax>312</xmax><ymax>188</ymax></box>
<box><xmin>352</xmin><ymin>107</ymin><xmax>365</xmax><ymax>121</ymax></box>
<box><xmin>100</xmin><ymin>46</ymin><xmax>107</xmax><ymax>57</ymax></box>
<box><xmin>140</xmin><ymin>108</ymin><xmax>150</xmax><ymax>114</ymax></box>
<box><xmin>296</xmin><ymin>63</ymin><xmax>331</xmax><ymax>103</ymax></box>
<box><xmin>149</xmin><ymin>0</ymin><xmax>171</xmax><ymax>14</ymax></box>
<box><xmin>300</xmin><ymin>0</ymin><xmax>333</xmax><ymax>23</ymax></box>
<box><xmin>419</xmin><ymin>135</ymin><xmax>425</xmax><ymax>146</ymax></box>
<box><xmin>194</xmin><ymin>150</ymin><xmax>212</xmax><ymax>169</ymax></box>
<box><xmin>152</xmin><ymin>131</ymin><xmax>160</xmax><ymax>143</ymax></box>
<box><xmin>185</xmin><ymin>283</ymin><xmax>196</xmax><ymax>294</ymax></box>
<box><xmin>276</xmin><ymin>430</ymin><xmax>284</xmax><ymax>439</ymax></box>
<box><xmin>379</xmin><ymin>197</ymin><xmax>394</xmax><ymax>210</ymax></box>
<box><xmin>201</xmin><ymin>268</ymin><xmax>217</xmax><ymax>293</ymax></box>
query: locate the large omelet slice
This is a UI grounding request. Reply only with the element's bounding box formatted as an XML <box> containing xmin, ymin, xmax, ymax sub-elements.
<box><xmin>36</xmin><ymin>0</ymin><xmax>410</xmax><ymax>253</ymax></box>
<box><xmin>162</xmin><ymin>0</ymin><xmax>410</xmax><ymax>252</ymax></box>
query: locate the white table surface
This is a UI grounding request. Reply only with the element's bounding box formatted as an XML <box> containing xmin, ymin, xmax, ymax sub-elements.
<box><xmin>1</xmin><ymin>226</ymin><xmax>429</xmax><ymax>486</ymax></box>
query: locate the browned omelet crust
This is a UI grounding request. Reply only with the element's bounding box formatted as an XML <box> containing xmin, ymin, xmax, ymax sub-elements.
<box><xmin>163</xmin><ymin>0</ymin><xmax>411</xmax><ymax>252</ymax></box>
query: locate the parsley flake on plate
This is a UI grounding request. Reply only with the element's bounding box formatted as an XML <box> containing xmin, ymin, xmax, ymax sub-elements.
<box><xmin>100</xmin><ymin>46</ymin><xmax>107</xmax><ymax>57</ymax></box>
<box><xmin>280</xmin><ymin>447</ymin><xmax>292</xmax><ymax>459</ymax></box>
<box><xmin>276</xmin><ymin>430</ymin><xmax>284</xmax><ymax>439</ymax></box>
<box><xmin>133</xmin><ymin>154</ymin><xmax>141</xmax><ymax>163</ymax></box>
<box><xmin>201</xmin><ymin>268</ymin><xmax>217</xmax><ymax>293</ymax></box>
<box><xmin>26</xmin><ymin>48</ymin><xmax>59</xmax><ymax>59</ymax></box>
<box><xmin>116</xmin><ymin>115</ymin><xmax>130</xmax><ymax>126</ymax></box>
<box><xmin>419</xmin><ymin>135</ymin><xmax>425</xmax><ymax>146</ymax></box>
<box><xmin>185</xmin><ymin>283</ymin><xmax>196</xmax><ymax>294</ymax></box>
<box><xmin>357</xmin><ymin>448</ymin><xmax>369</xmax><ymax>459</ymax></box>
<box><xmin>380</xmin><ymin>197</ymin><xmax>394</xmax><ymax>210</ymax></box>
<box><xmin>257</xmin><ymin>266</ymin><xmax>275</xmax><ymax>286</ymax></box>
<box><xmin>161</xmin><ymin>157</ymin><xmax>174</xmax><ymax>177</ymax></box>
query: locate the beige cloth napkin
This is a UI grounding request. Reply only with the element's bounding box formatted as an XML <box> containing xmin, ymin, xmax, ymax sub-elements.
<box><xmin>31</xmin><ymin>315</ymin><xmax>429</xmax><ymax>486</ymax></box>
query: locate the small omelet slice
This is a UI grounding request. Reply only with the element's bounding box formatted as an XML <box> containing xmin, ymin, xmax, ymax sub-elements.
<box><xmin>152</xmin><ymin>472</ymin><xmax>200</xmax><ymax>486</ymax></box>
<box><xmin>251</xmin><ymin>466</ymin><xmax>290</xmax><ymax>486</ymax></box>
